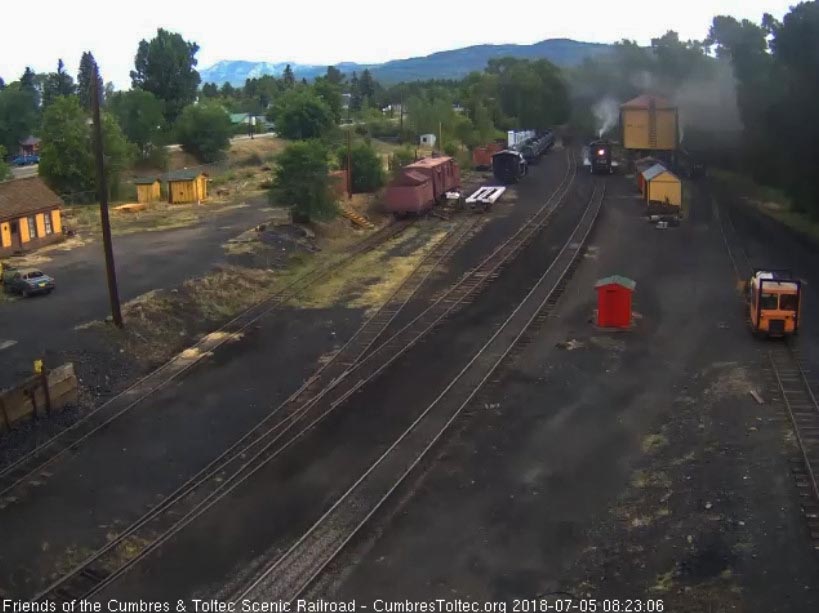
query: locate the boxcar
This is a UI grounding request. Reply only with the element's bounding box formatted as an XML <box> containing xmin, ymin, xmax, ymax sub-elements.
<box><xmin>383</xmin><ymin>156</ymin><xmax>460</xmax><ymax>217</ymax></box>
<box><xmin>383</xmin><ymin>170</ymin><xmax>436</xmax><ymax>216</ymax></box>
<box><xmin>404</xmin><ymin>156</ymin><xmax>461</xmax><ymax>202</ymax></box>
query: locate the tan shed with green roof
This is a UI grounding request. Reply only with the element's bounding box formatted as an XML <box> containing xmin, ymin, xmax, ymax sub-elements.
<box><xmin>134</xmin><ymin>177</ymin><xmax>161</xmax><ymax>204</ymax></box>
<box><xmin>165</xmin><ymin>170</ymin><xmax>208</xmax><ymax>204</ymax></box>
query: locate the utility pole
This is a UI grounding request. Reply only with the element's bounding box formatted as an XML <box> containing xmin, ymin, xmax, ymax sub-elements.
<box><xmin>346</xmin><ymin>129</ymin><xmax>353</xmax><ymax>199</ymax></box>
<box><xmin>91</xmin><ymin>64</ymin><xmax>123</xmax><ymax>328</ymax></box>
<box><xmin>399</xmin><ymin>95</ymin><xmax>404</xmax><ymax>140</ymax></box>
<box><xmin>438</xmin><ymin>121</ymin><xmax>443</xmax><ymax>153</ymax></box>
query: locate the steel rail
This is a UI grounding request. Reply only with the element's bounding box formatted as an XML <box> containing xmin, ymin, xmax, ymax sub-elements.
<box><xmin>237</xmin><ymin>181</ymin><xmax>605</xmax><ymax>602</ymax></box>
<box><xmin>36</xmin><ymin>152</ymin><xmax>578</xmax><ymax>601</ymax></box>
<box><xmin>0</xmin><ymin>220</ymin><xmax>414</xmax><ymax>500</ymax></box>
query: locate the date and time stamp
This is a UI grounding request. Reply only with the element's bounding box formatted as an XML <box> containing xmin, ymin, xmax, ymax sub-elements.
<box><xmin>3</xmin><ymin>599</ymin><xmax>666</xmax><ymax>613</ymax></box>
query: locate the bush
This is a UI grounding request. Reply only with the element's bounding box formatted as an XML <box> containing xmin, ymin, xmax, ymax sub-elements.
<box><xmin>0</xmin><ymin>146</ymin><xmax>9</xmax><ymax>181</ymax></box>
<box><xmin>337</xmin><ymin>142</ymin><xmax>386</xmax><ymax>193</ymax></box>
<box><xmin>443</xmin><ymin>142</ymin><xmax>459</xmax><ymax>157</ymax></box>
<box><xmin>389</xmin><ymin>146</ymin><xmax>416</xmax><ymax>173</ymax></box>
<box><xmin>272</xmin><ymin>140</ymin><xmax>337</xmax><ymax>222</ymax></box>
<box><xmin>175</xmin><ymin>101</ymin><xmax>233</xmax><ymax>162</ymax></box>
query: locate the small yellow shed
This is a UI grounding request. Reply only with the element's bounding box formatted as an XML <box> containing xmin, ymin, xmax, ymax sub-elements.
<box><xmin>166</xmin><ymin>170</ymin><xmax>209</xmax><ymax>204</ymax></box>
<box><xmin>642</xmin><ymin>164</ymin><xmax>681</xmax><ymax>208</ymax></box>
<box><xmin>134</xmin><ymin>177</ymin><xmax>161</xmax><ymax>204</ymax></box>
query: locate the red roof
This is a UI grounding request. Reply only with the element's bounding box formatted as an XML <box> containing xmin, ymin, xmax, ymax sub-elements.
<box><xmin>406</xmin><ymin>156</ymin><xmax>454</xmax><ymax>170</ymax></box>
<box><xmin>621</xmin><ymin>94</ymin><xmax>675</xmax><ymax>110</ymax></box>
<box><xmin>394</xmin><ymin>170</ymin><xmax>430</xmax><ymax>186</ymax></box>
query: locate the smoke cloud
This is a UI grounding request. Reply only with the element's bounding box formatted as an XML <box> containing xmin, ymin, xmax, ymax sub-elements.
<box><xmin>593</xmin><ymin>96</ymin><xmax>620</xmax><ymax>138</ymax></box>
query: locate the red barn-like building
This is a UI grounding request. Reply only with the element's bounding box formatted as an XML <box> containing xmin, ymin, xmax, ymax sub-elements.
<box><xmin>595</xmin><ymin>275</ymin><xmax>636</xmax><ymax>328</ymax></box>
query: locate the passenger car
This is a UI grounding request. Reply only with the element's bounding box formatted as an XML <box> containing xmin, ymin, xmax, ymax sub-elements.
<box><xmin>3</xmin><ymin>268</ymin><xmax>55</xmax><ymax>297</ymax></box>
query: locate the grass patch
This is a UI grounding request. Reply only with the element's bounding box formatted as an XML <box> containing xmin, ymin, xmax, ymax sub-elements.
<box><xmin>63</xmin><ymin>202</ymin><xmax>249</xmax><ymax>237</ymax></box>
<box><xmin>285</xmin><ymin>225</ymin><xmax>449</xmax><ymax>311</ymax></box>
<box><xmin>641</xmin><ymin>433</ymin><xmax>668</xmax><ymax>454</ymax></box>
<box><xmin>711</xmin><ymin>169</ymin><xmax>819</xmax><ymax>243</ymax></box>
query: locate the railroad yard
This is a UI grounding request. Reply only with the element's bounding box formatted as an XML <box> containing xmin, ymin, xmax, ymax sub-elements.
<box><xmin>2</xmin><ymin>141</ymin><xmax>819</xmax><ymax>612</ymax></box>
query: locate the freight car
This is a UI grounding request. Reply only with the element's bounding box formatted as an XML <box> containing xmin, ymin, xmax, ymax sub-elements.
<box><xmin>492</xmin><ymin>150</ymin><xmax>527</xmax><ymax>184</ymax></box>
<box><xmin>383</xmin><ymin>156</ymin><xmax>461</xmax><ymax>217</ymax></box>
<box><xmin>472</xmin><ymin>141</ymin><xmax>505</xmax><ymax>170</ymax></box>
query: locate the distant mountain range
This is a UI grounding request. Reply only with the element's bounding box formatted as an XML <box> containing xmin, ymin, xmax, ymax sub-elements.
<box><xmin>200</xmin><ymin>39</ymin><xmax>612</xmax><ymax>86</ymax></box>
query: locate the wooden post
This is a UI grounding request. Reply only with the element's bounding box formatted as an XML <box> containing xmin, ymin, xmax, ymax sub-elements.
<box><xmin>40</xmin><ymin>365</ymin><xmax>52</xmax><ymax>416</ymax></box>
<box><xmin>0</xmin><ymin>396</ymin><xmax>10</xmax><ymax>432</ymax></box>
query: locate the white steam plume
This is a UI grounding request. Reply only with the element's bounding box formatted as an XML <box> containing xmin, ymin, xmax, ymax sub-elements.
<box><xmin>593</xmin><ymin>96</ymin><xmax>620</xmax><ymax>138</ymax></box>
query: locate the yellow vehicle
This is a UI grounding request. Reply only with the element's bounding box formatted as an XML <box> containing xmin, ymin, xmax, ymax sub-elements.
<box><xmin>746</xmin><ymin>269</ymin><xmax>802</xmax><ymax>337</ymax></box>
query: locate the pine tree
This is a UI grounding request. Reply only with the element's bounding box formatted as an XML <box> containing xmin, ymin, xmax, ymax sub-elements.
<box><xmin>349</xmin><ymin>72</ymin><xmax>362</xmax><ymax>112</ymax></box>
<box><xmin>283</xmin><ymin>64</ymin><xmax>295</xmax><ymax>88</ymax></box>
<box><xmin>42</xmin><ymin>59</ymin><xmax>76</xmax><ymax>109</ymax></box>
<box><xmin>20</xmin><ymin>67</ymin><xmax>39</xmax><ymax>107</ymax></box>
<box><xmin>77</xmin><ymin>51</ymin><xmax>103</xmax><ymax>110</ymax></box>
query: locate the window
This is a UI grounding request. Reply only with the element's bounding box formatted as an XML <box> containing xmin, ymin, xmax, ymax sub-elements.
<box><xmin>27</xmin><ymin>216</ymin><xmax>37</xmax><ymax>238</ymax></box>
<box><xmin>760</xmin><ymin>293</ymin><xmax>778</xmax><ymax>310</ymax></box>
<box><xmin>780</xmin><ymin>294</ymin><xmax>799</xmax><ymax>311</ymax></box>
<box><xmin>43</xmin><ymin>213</ymin><xmax>53</xmax><ymax>235</ymax></box>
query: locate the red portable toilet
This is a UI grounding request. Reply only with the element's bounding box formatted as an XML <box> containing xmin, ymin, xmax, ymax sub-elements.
<box><xmin>595</xmin><ymin>275</ymin><xmax>636</xmax><ymax>328</ymax></box>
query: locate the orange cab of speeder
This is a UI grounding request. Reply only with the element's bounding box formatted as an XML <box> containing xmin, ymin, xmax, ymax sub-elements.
<box><xmin>747</xmin><ymin>269</ymin><xmax>803</xmax><ymax>337</ymax></box>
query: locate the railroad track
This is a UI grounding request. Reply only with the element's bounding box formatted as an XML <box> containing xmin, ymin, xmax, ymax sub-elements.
<box><xmin>717</xmin><ymin>198</ymin><xmax>819</xmax><ymax>553</ymax></box>
<box><xmin>0</xmin><ymin>219</ymin><xmax>413</xmax><ymax>503</ymax></box>
<box><xmin>236</xmin><ymin>180</ymin><xmax>606</xmax><ymax>602</ymax></box>
<box><xmin>34</xmin><ymin>150</ymin><xmax>577</xmax><ymax>602</ymax></box>
<box><xmin>31</xmin><ymin>214</ymin><xmax>476</xmax><ymax>603</ymax></box>
<box><xmin>768</xmin><ymin>346</ymin><xmax>819</xmax><ymax>552</ymax></box>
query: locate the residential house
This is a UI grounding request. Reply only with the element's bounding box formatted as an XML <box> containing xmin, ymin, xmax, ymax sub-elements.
<box><xmin>18</xmin><ymin>136</ymin><xmax>41</xmax><ymax>157</ymax></box>
<box><xmin>0</xmin><ymin>177</ymin><xmax>64</xmax><ymax>256</ymax></box>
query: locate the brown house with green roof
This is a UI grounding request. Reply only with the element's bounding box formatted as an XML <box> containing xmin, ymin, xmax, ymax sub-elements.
<box><xmin>0</xmin><ymin>177</ymin><xmax>64</xmax><ymax>256</ymax></box>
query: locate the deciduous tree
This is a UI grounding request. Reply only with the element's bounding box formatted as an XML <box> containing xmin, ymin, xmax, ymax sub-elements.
<box><xmin>0</xmin><ymin>146</ymin><xmax>10</xmax><ymax>181</ymax></box>
<box><xmin>271</xmin><ymin>89</ymin><xmax>335</xmax><ymax>140</ymax></box>
<box><xmin>336</xmin><ymin>141</ymin><xmax>385</xmax><ymax>193</ymax></box>
<box><xmin>108</xmin><ymin>90</ymin><xmax>166</xmax><ymax>159</ymax></box>
<box><xmin>175</xmin><ymin>101</ymin><xmax>232</xmax><ymax>162</ymax></box>
<box><xmin>271</xmin><ymin>140</ymin><xmax>336</xmax><ymax>222</ymax></box>
<box><xmin>39</xmin><ymin>96</ymin><xmax>133</xmax><ymax>196</ymax></box>
<box><xmin>131</xmin><ymin>28</ymin><xmax>201</xmax><ymax>122</ymax></box>
<box><xmin>0</xmin><ymin>83</ymin><xmax>39</xmax><ymax>154</ymax></box>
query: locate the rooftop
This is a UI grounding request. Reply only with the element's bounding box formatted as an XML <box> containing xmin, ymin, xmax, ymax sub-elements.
<box><xmin>621</xmin><ymin>94</ymin><xmax>676</xmax><ymax>110</ymax></box>
<box><xmin>0</xmin><ymin>177</ymin><xmax>63</xmax><ymax>221</ymax></box>
<box><xmin>165</xmin><ymin>169</ymin><xmax>208</xmax><ymax>182</ymax></box>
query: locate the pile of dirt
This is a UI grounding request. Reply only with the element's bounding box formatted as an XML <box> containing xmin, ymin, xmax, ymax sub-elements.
<box><xmin>224</xmin><ymin>221</ymin><xmax>317</xmax><ymax>268</ymax></box>
<box><xmin>76</xmin><ymin>264</ymin><xmax>279</xmax><ymax>371</ymax></box>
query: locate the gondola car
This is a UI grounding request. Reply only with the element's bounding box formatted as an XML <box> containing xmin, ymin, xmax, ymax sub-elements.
<box><xmin>746</xmin><ymin>269</ymin><xmax>802</xmax><ymax>337</ymax></box>
<box><xmin>492</xmin><ymin>150</ymin><xmax>527</xmax><ymax>184</ymax></box>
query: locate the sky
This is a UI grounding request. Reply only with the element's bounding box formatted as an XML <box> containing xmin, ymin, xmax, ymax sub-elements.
<box><xmin>1</xmin><ymin>0</ymin><xmax>796</xmax><ymax>89</ymax></box>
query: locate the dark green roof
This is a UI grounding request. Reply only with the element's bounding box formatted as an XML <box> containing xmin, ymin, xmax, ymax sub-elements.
<box><xmin>165</xmin><ymin>170</ymin><xmax>208</xmax><ymax>182</ymax></box>
<box><xmin>133</xmin><ymin>177</ymin><xmax>160</xmax><ymax>185</ymax></box>
<box><xmin>595</xmin><ymin>275</ymin><xmax>636</xmax><ymax>290</ymax></box>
